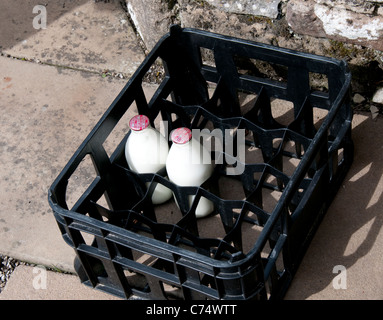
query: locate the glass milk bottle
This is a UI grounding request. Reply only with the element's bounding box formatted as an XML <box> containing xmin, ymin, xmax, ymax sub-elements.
<box><xmin>125</xmin><ymin>115</ymin><xmax>172</xmax><ymax>204</ymax></box>
<box><xmin>166</xmin><ymin>127</ymin><xmax>214</xmax><ymax>218</ymax></box>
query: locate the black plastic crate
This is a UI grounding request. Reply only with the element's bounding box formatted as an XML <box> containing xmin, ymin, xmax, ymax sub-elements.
<box><xmin>48</xmin><ymin>25</ymin><xmax>353</xmax><ymax>300</ymax></box>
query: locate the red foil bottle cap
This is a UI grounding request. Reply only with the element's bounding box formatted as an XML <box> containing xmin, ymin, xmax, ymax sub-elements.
<box><xmin>171</xmin><ymin>127</ymin><xmax>192</xmax><ymax>144</ymax></box>
<box><xmin>129</xmin><ymin>115</ymin><xmax>150</xmax><ymax>131</ymax></box>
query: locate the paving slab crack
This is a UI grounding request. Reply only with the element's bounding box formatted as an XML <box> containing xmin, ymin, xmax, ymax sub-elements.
<box><xmin>0</xmin><ymin>51</ymin><xmax>128</xmax><ymax>80</ymax></box>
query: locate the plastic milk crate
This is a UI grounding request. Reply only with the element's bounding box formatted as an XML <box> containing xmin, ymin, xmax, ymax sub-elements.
<box><xmin>48</xmin><ymin>26</ymin><xmax>353</xmax><ymax>300</ymax></box>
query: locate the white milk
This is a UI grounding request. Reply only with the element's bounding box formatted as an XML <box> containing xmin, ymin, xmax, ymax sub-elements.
<box><xmin>125</xmin><ymin>115</ymin><xmax>172</xmax><ymax>204</ymax></box>
<box><xmin>166</xmin><ymin>127</ymin><xmax>214</xmax><ymax>218</ymax></box>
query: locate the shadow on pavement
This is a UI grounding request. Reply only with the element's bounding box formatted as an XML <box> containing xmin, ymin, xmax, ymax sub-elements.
<box><xmin>0</xmin><ymin>0</ymin><xmax>122</xmax><ymax>51</ymax></box>
<box><xmin>287</xmin><ymin>113</ymin><xmax>383</xmax><ymax>299</ymax></box>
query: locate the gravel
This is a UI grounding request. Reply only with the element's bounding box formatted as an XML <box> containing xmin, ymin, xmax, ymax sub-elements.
<box><xmin>0</xmin><ymin>255</ymin><xmax>24</xmax><ymax>293</ymax></box>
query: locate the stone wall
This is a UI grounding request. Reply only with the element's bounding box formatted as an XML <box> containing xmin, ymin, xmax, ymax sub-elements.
<box><xmin>125</xmin><ymin>0</ymin><xmax>383</xmax><ymax>106</ymax></box>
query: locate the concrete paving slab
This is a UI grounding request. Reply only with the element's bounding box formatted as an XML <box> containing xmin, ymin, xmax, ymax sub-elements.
<box><xmin>0</xmin><ymin>0</ymin><xmax>145</xmax><ymax>78</ymax></box>
<box><xmin>0</xmin><ymin>265</ymin><xmax>121</xmax><ymax>300</ymax></box>
<box><xmin>0</xmin><ymin>55</ymin><xmax>153</xmax><ymax>272</ymax></box>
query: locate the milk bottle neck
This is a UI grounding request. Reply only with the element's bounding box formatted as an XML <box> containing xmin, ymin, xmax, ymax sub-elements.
<box><xmin>172</xmin><ymin>139</ymin><xmax>191</xmax><ymax>148</ymax></box>
<box><xmin>131</xmin><ymin>126</ymin><xmax>150</xmax><ymax>134</ymax></box>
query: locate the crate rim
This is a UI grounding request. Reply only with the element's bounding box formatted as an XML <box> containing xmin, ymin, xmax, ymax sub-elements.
<box><xmin>173</xmin><ymin>25</ymin><xmax>351</xmax><ymax>70</ymax></box>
